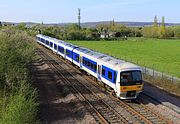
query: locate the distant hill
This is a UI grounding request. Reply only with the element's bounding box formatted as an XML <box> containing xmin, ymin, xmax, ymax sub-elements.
<box><xmin>43</xmin><ymin>21</ymin><xmax>180</xmax><ymax>27</ymax></box>
<box><xmin>2</xmin><ymin>21</ymin><xmax>180</xmax><ymax>27</ymax></box>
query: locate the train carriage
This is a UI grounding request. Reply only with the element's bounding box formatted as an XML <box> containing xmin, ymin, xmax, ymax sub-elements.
<box><xmin>62</xmin><ymin>43</ymin><xmax>78</xmax><ymax>62</ymax></box>
<box><xmin>52</xmin><ymin>39</ymin><xmax>63</xmax><ymax>54</ymax></box>
<box><xmin>56</xmin><ymin>41</ymin><xmax>65</xmax><ymax>58</ymax></box>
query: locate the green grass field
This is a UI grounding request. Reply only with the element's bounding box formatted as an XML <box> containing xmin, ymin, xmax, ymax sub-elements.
<box><xmin>68</xmin><ymin>38</ymin><xmax>180</xmax><ymax>78</ymax></box>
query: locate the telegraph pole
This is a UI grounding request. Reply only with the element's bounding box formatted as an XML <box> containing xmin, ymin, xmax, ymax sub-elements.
<box><xmin>78</xmin><ymin>8</ymin><xmax>81</xmax><ymax>30</ymax></box>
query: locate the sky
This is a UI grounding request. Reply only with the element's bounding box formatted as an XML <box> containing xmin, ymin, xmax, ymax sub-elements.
<box><xmin>0</xmin><ymin>0</ymin><xmax>179</xmax><ymax>23</ymax></box>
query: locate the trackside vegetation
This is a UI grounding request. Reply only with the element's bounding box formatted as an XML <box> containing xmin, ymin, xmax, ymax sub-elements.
<box><xmin>0</xmin><ymin>27</ymin><xmax>39</xmax><ymax>124</ymax></box>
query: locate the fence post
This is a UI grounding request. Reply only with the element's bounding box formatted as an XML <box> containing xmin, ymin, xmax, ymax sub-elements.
<box><xmin>153</xmin><ymin>64</ymin><xmax>155</xmax><ymax>78</ymax></box>
<box><xmin>171</xmin><ymin>76</ymin><xmax>174</xmax><ymax>83</ymax></box>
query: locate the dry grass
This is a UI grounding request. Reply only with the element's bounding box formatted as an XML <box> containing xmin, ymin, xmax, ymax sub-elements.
<box><xmin>143</xmin><ymin>74</ymin><xmax>180</xmax><ymax>96</ymax></box>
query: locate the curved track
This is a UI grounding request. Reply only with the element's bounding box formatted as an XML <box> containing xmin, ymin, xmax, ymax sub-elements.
<box><xmin>37</xmin><ymin>45</ymin><xmax>172</xmax><ymax>124</ymax></box>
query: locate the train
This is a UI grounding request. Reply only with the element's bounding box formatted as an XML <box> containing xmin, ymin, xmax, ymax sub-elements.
<box><xmin>36</xmin><ymin>34</ymin><xmax>143</xmax><ymax>99</ymax></box>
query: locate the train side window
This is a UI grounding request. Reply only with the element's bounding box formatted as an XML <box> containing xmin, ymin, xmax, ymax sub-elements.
<box><xmin>75</xmin><ymin>55</ymin><xmax>79</xmax><ymax>62</ymax></box>
<box><xmin>87</xmin><ymin>61</ymin><xmax>90</xmax><ymax>67</ymax></box>
<box><xmin>90</xmin><ymin>63</ymin><xmax>93</xmax><ymax>69</ymax></box>
<box><xmin>102</xmin><ymin>68</ymin><xmax>105</xmax><ymax>76</ymax></box>
<box><xmin>61</xmin><ymin>47</ymin><xmax>64</xmax><ymax>53</ymax></box>
<box><xmin>85</xmin><ymin>60</ymin><xmax>87</xmax><ymax>66</ymax></box>
<box><xmin>83</xmin><ymin>59</ymin><xmax>85</xmax><ymax>65</ymax></box>
<box><xmin>41</xmin><ymin>38</ymin><xmax>44</xmax><ymax>42</ymax></box>
<box><xmin>58</xmin><ymin>46</ymin><xmax>61</xmax><ymax>52</ymax></box>
<box><xmin>114</xmin><ymin>71</ymin><xmax>117</xmax><ymax>83</ymax></box>
<box><xmin>98</xmin><ymin>65</ymin><xmax>101</xmax><ymax>74</ymax></box>
<box><xmin>46</xmin><ymin>40</ymin><xmax>49</xmax><ymax>45</ymax></box>
<box><xmin>50</xmin><ymin>42</ymin><xmax>53</xmax><ymax>47</ymax></box>
<box><xmin>66</xmin><ymin>50</ymin><xmax>69</xmax><ymax>56</ymax></box>
<box><xmin>94</xmin><ymin>65</ymin><xmax>97</xmax><ymax>72</ymax></box>
<box><xmin>108</xmin><ymin>71</ymin><xmax>112</xmax><ymax>80</ymax></box>
<box><xmin>83</xmin><ymin>59</ymin><xmax>85</xmax><ymax>64</ymax></box>
<box><xmin>54</xmin><ymin>44</ymin><xmax>57</xmax><ymax>50</ymax></box>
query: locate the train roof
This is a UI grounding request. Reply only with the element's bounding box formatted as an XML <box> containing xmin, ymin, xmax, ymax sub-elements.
<box><xmin>62</xmin><ymin>42</ymin><xmax>78</xmax><ymax>49</ymax></box>
<box><xmin>37</xmin><ymin>34</ymin><xmax>64</xmax><ymax>44</ymax></box>
<box><xmin>75</xmin><ymin>47</ymin><xmax>140</xmax><ymax>70</ymax></box>
<box><xmin>37</xmin><ymin>34</ymin><xmax>140</xmax><ymax>70</ymax></box>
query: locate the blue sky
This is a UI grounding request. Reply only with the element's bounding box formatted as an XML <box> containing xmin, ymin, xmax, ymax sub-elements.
<box><xmin>0</xmin><ymin>0</ymin><xmax>179</xmax><ymax>23</ymax></box>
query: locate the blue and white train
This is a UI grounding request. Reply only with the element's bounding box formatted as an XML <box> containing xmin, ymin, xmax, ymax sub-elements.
<box><xmin>36</xmin><ymin>34</ymin><xmax>143</xmax><ymax>99</ymax></box>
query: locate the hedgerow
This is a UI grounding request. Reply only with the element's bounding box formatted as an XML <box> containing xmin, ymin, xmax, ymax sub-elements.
<box><xmin>0</xmin><ymin>27</ymin><xmax>39</xmax><ymax>124</ymax></box>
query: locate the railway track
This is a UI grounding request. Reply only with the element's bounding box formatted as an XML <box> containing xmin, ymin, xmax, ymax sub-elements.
<box><xmin>36</xmin><ymin>45</ymin><xmax>172</xmax><ymax>124</ymax></box>
<box><xmin>37</xmin><ymin>48</ymin><xmax>128</xmax><ymax>124</ymax></box>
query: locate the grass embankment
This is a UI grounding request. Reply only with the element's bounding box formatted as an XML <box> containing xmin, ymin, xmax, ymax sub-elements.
<box><xmin>68</xmin><ymin>38</ymin><xmax>180</xmax><ymax>95</ymax></box>
<box><xmin>0</xmin><ymin>27</ymin><xmax>38</xmax><ymax>124</ymax></box>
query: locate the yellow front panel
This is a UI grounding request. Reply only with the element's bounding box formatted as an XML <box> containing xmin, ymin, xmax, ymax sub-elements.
<box><xmin>120</xmin><ymin>85</ymin><xmax>143</xmax><ymax>92</ymax></box>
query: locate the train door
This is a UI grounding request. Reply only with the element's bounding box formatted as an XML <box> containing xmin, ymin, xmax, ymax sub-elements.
<box><xmin>79</xmin><ymin>55</ymin><xmax>83</xmax><ymax>69</ymax></box>
<box><xmin>97</xmin><ymin>64</ymin><xmax>102</xmax><ymax>81</ymax></box>
<box><xmin>64</xmin><ymin>48</ymin><xmax>66</xmax><ymax>59</ymax></box>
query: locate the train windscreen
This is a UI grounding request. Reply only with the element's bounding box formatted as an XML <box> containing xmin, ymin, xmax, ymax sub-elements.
<box><xmin>120</xmin><ymin>71</ymin><xmax>142</xmax><ymax>86</ymax></box>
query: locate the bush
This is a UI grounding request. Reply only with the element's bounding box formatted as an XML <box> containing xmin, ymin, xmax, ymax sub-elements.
<box><xmin>0</xmin><ymin>91</ymin><xmax>38</xmax><ymax>124</ymax></box>
<box><xmin>0</xmin><ymin>27</ymin><xmax>39</xmax><ymax>123</ymax></box>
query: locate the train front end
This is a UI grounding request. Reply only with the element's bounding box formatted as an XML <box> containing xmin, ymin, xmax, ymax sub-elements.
<box><xmin>119</xmin><ymin>69</ymin><xmax>143</xmax><ymax>99</ymax></box>
<box><xmin>114</xmin><ymin>62</ymin><xmax>144</xmax><ymax>99</ymax></box>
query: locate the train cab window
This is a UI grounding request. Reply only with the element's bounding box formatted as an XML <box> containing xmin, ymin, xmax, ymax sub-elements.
<box><xmin>102</xmin><ymin>68</ymin><xmax>105</xmax><ymax>76</ymax></box>
<box><xmin>108</xmin><ymin>71</ymin><xmax>112</xmax><ymax>80</ymax></box>
<box><xmin>120</xmin><ymin>71</ymin><xmax>142</xmax><ymax>86</ymax></box>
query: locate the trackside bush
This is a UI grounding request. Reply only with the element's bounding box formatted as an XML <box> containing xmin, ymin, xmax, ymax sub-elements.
<box><xmin>0</xmin><ymin>92</ymin><xmax>38</xmax><ymax>124</ymax></box>
<box><xmin>0</xmin><ymin>27</ymin><xmax>39</xmax><ymax>124</ymax></box>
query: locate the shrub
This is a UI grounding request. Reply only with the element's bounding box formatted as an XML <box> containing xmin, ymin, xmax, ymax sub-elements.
<box><xmin>0</xmin><ymin>91</ymin><xmax>38</xmax><ymax>124</ymax></box>
<box><xmin>0</xmin><ymin>27</ymin><xmax>39</xmax><ymax>123</ymax></box>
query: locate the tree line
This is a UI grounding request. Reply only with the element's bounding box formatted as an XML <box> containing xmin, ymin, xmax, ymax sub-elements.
<box><xmin>1</xmin><ymin>16</ymin><xmax>180</xmax><ymax>40</ymax></box>
<box><xmin>34</xmin><ymin>17</ymin><xmax>180</xmax><ymax>40</ymax></box>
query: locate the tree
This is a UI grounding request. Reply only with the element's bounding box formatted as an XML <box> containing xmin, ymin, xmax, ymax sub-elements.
<box><xmin>174</xmin><ymin>26</ymin><xmax>180</xmax><ymax>38</ymax></box>
<box><xmin>0</xmin><ymin>21</ymin><xmax>2</xmax><ymax>26</ymax></box>
<box><xmin>159</xmin><ymin>16</ymin><xmax>166</xmax><ymax>38</ymax></box>
<box><xmin>112</xmin><ymin>19</ymin><xmax>115</xmax><ymax>27</ymax></box>
<box><xmin>17</xmin><ymin>23</ymin><xmax>26</xmax><ymax>30</ymax></box>
<box><xmin>152</xmin><ymin>16</ymin><xmax>159</xmax><ymax>38</ymax></box>
<box><xmin>153</xmin><ymin>16</ymin><xmax>158</xmax><ymax>27</ymax></box>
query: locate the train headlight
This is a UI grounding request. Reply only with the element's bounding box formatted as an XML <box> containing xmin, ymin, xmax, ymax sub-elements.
<box><xmin>137</xmin><ymin>86</ymin><xmax>142</xmax><ymax>89</ymax></box>
<box><xmin>123</xmin><ymin>87</ymin><xmax>127</xmax><ymax>89</ymax></box>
